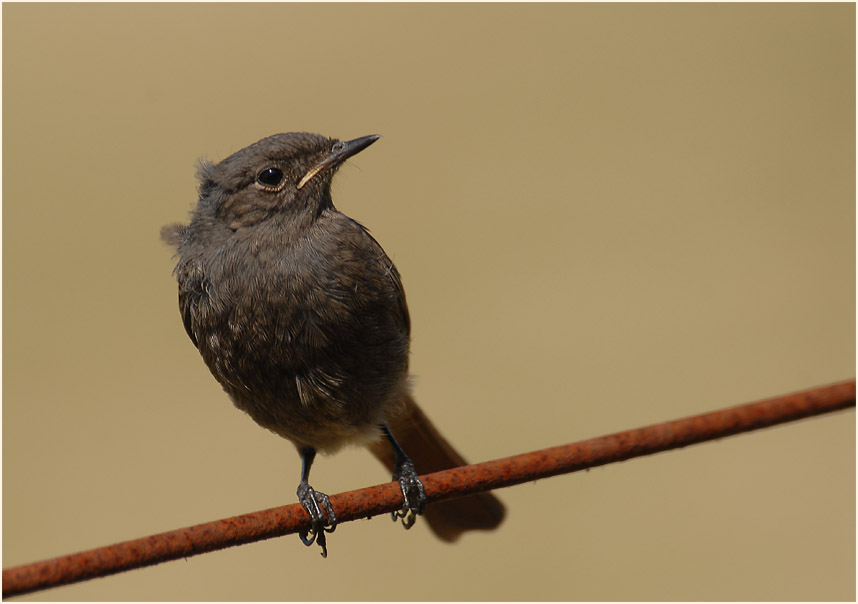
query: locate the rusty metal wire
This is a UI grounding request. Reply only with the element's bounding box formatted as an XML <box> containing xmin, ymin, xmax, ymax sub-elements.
<box><xmin>3</xmin><ymin>380</ymin><xmax>854</xmax><ymax>598</ymax></box>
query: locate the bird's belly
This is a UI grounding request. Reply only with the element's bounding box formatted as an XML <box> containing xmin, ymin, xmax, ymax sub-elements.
<box><xmin>197</xmin><ymin>301</ymin><xmax>409</xmax><ymax>452</ymax></box>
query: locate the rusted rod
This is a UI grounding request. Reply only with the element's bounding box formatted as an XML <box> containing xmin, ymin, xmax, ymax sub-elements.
<box><xmin>3</xmin><ymin>380</ymin><xmax>854</xmax><ymax>598</ymax></box>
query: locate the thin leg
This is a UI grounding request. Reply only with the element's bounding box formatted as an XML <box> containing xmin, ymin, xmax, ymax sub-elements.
<box><xmin>382</xmin><ymin>423</ymin><xmax>427</xmax><ymax>529</ymax></box>
<box><xmin>296</xmin><ymin>447</ymin><xmax>337</xmax><ymax>558</ymax></box>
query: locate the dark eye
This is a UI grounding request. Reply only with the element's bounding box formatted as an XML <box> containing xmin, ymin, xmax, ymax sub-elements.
<box><xmin>331</xmin><ymin>141</ymin><xmax>346</xmax><ymax>154</ymax></box>
<box><xmin>256</xmin><ymin>167</ymin><xmax>284</xmax><ymax>188</ymax></box>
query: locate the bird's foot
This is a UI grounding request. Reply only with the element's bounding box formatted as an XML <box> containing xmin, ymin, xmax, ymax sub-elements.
<box><xmin>297</xmin><ymin>482</ymin><xmax>337</xmax><ymax>557</ymax></box>
<box><xmin>391</xmin><ymin>458</ymin><xmax>426</xmax><ymax>529</ymax></box>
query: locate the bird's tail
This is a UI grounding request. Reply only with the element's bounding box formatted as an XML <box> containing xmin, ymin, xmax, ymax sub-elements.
<box><xmin>368</xmin><ymin>394</ymin><xmax>506</xmax><ymax>542</ymax></box>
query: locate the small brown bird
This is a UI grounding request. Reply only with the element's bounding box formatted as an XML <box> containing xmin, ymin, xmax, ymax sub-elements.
<box><xmin>162</xmin><ymin>132</ymin><xmax>504</xmax><ymax>556</ymax></box>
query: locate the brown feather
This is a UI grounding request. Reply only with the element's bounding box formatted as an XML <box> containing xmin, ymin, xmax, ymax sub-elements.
<box><xmin>369</xmin><ymin>394</ymin><xmax>506</xmax><ymax>541</ymax></box>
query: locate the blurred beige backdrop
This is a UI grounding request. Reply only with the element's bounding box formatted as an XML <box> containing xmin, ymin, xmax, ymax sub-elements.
<box><xmin>3</xmin><ymin>3</ymin><xmax>855</xmax><ymax>601</ymax></box>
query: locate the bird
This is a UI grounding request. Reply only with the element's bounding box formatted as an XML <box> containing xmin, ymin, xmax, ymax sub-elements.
<box><xmin>161</xmin><ymin>132</ymin><xmax>505</xmax><ymax>556</ymax></box>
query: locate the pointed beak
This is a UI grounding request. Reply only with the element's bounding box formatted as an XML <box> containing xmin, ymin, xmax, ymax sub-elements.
<box><xmin>297</xmin><ymin>134</ymin><xmax>381</xmax><ymax>190</ymax></box>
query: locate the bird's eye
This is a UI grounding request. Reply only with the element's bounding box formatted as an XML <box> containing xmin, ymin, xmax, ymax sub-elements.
<box><xmin>256</xmin><ymin>167</ymin><xmax>284</xmax><ymax>188</ymax></box>
<box><xmin>331</xmin><ymin>141</ymin><xmax>346</xmax><ymax>154</ymax></box>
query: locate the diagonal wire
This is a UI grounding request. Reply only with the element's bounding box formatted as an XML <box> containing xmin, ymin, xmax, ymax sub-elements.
<box><xmin>3</xmin><ymin>379</ymin><xmax>854</xmax><ymax>598</ymax></box>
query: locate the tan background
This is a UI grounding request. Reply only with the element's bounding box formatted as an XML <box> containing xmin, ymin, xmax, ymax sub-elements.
<box><xmin>3</xmin><ymin>3</ymin><xmax>855</xmax><ymax>601</ymax></box>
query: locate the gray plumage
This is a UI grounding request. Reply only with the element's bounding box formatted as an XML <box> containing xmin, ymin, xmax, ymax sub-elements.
<box><xmin>162</xmin><ymin>132</ymin><xmax>409</xmax><ymax>452</ymax></box>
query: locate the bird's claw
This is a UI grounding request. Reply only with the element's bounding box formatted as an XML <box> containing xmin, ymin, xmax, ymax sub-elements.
<box><xmin>297</xmin><ymin>482</ymin><xmax>337</xmax><ymax>557</ymax></box>
<box><xmin>391</xmin><ymin>459</ymin><xmax>426</xmax><ymax>530</ymax></box>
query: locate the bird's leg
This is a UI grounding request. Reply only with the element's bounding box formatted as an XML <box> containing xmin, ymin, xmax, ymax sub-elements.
<box><xmin>296</xmin><ymin>447</ymin><xmax>336</xmax><ymax>557</ymax></box>
<box><xmin>382</xmin><ymin>423</ymin><xmax>426</xmax><ymax>529</ymax></box>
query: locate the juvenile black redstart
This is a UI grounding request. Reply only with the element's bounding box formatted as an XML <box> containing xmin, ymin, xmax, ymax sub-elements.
<box><xmin>162</xmin><ymin>132</ymin><xmax>504</xmax><ymax>556</ymax></box>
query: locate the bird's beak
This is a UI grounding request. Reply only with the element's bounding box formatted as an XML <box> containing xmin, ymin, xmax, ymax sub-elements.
<box><xmin>297</xmin><ymin>134</ymin><xmax>381</xmax><ymax>190</ymax></box>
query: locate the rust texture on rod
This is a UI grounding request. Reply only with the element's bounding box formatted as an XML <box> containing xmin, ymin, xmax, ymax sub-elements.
<box><xmin>3</xmin><ymin>379</ymin><xmax>854</xmax><ymax>598</ymax></box>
